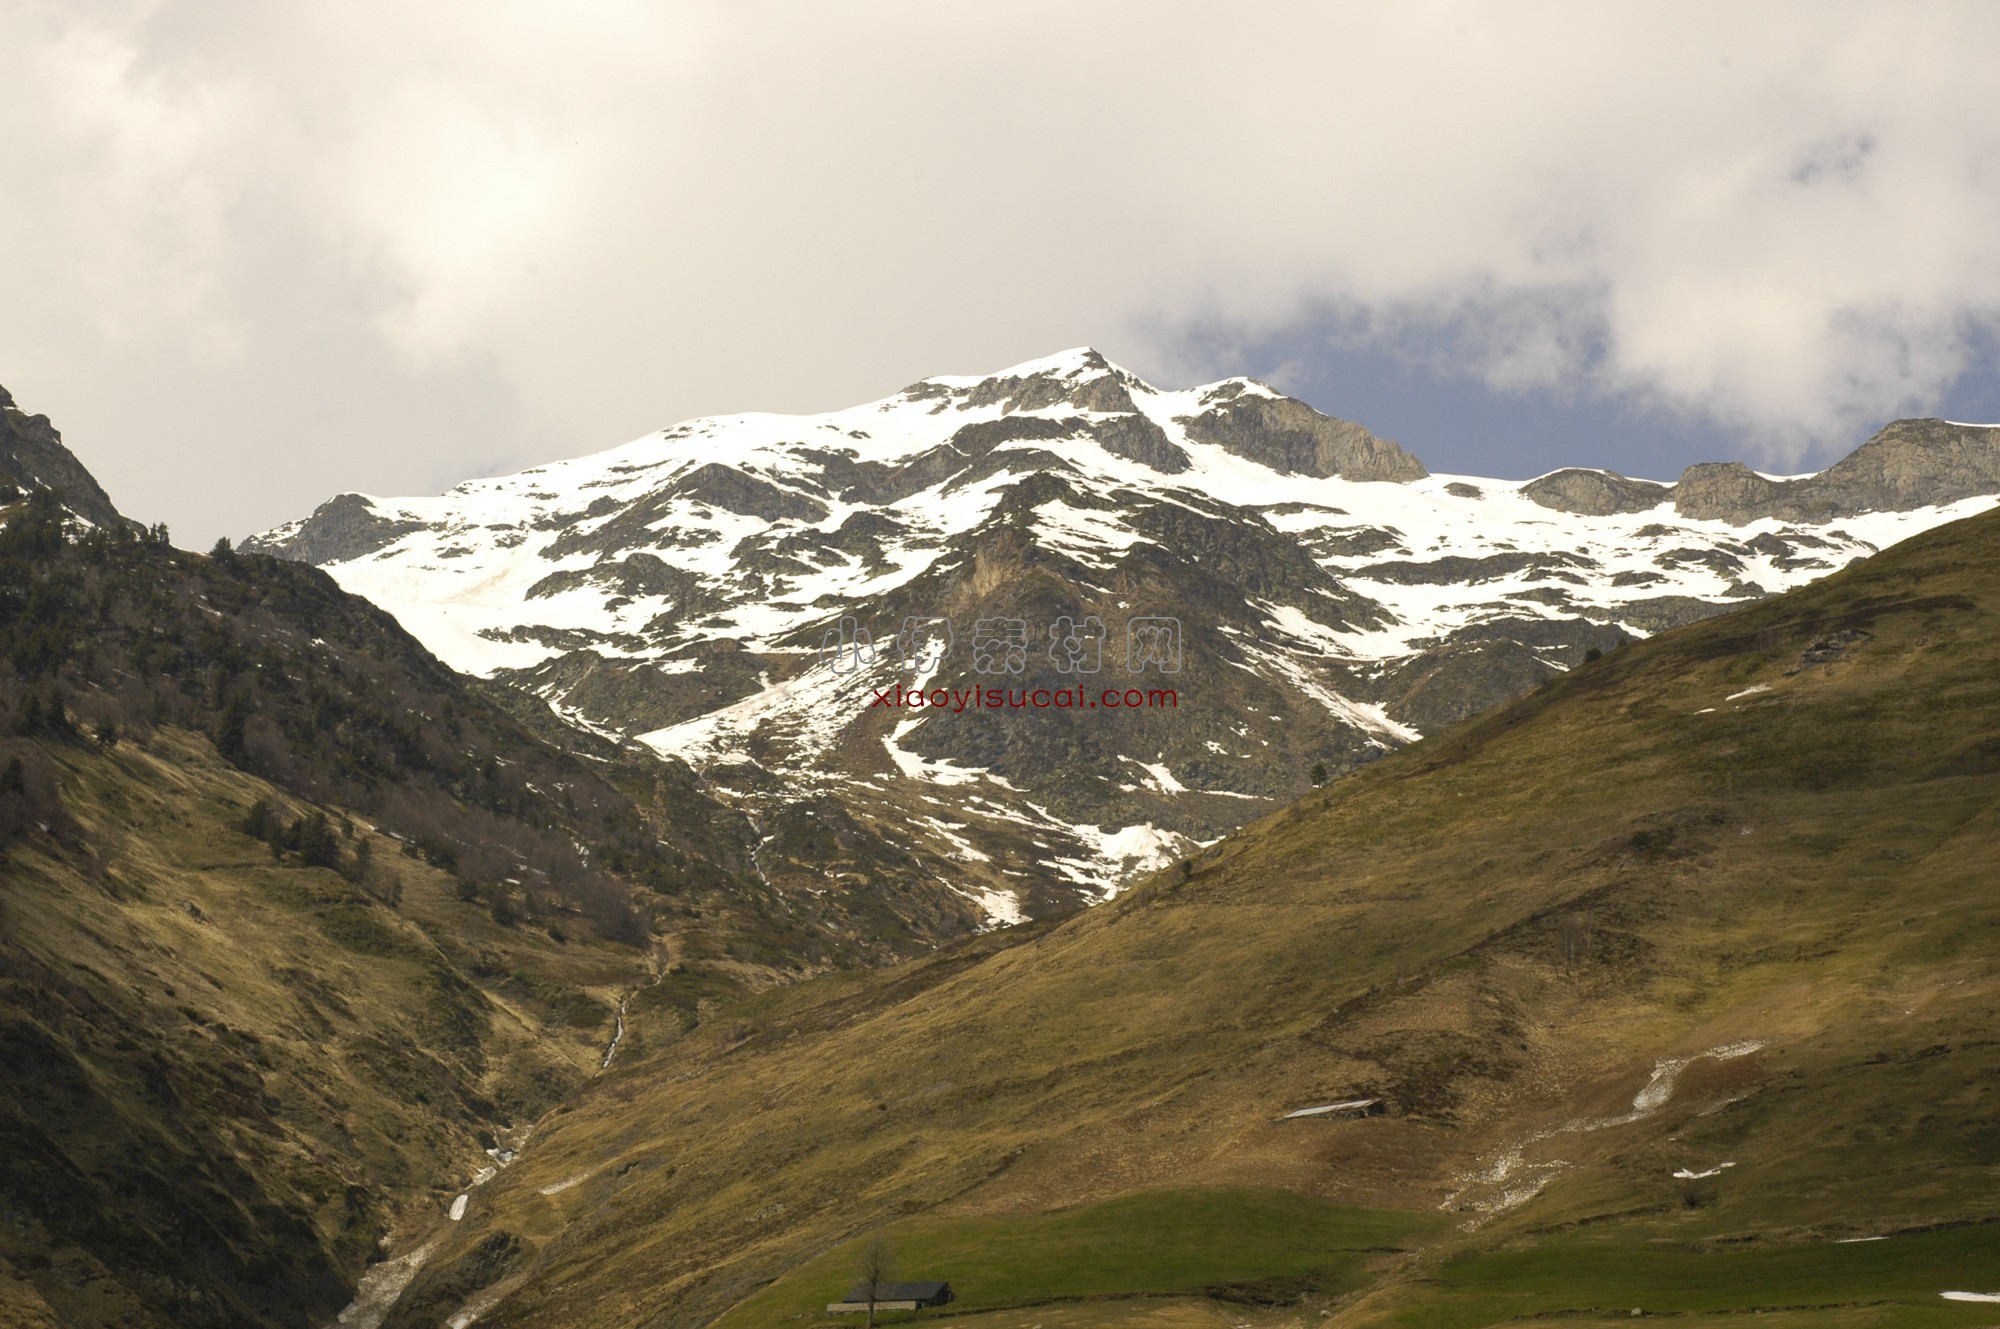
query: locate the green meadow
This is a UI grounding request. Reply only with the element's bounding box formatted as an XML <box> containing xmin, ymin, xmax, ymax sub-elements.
<box><xmin>715</xmin><ymin>1188</ymin><xmax>1439</xmax><ymax>1325</ymax></box>
<box><xmin>1372</xmin><ymin>1223</ymin><xmax>2000</xmax><ymax>1327</ymax></box>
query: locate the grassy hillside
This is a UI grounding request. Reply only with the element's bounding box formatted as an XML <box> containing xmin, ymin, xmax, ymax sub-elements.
<box><xmin>0</xmin><ymin>476</ymin><xmax>856</xmax><ymax>1323</ymax></box>
<box><xmin>400</xmin><ymin>503</ymin><xmax>2000</xmax><ymax>1327</ymax></box>
<box><xmin>0</xmin><ymin>725</ymin><xmax>650</xmax><ymax>1326</ymax></box>
<box><xmin>0</xmin><ymin>489</ymin><xmax>762</xmax><ymax>931</ymax></box>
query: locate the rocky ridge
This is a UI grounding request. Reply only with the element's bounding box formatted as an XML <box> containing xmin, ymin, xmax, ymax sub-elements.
<box><xmin>1525</xmin><ymin>416</ymin><xmax>2000</xmax><ymax>521</ymax></box>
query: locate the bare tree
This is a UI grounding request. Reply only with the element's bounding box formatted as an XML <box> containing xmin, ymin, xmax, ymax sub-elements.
<box><xmin>854</xmin><ymin>1233</ymin><xmax>895</xmax><ymax>1329</ymax></box>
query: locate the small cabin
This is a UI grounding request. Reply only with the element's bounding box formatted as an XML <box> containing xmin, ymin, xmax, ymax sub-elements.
<box><xmin>827</xmin><ymin>1280</ymin><xmax>954</xmax><ymax>1313</ymax></box>
<box><xmin>1278</xmin><ymin>1097</ymin><xmax>1384</xmax><ymax>1121</ymax></box>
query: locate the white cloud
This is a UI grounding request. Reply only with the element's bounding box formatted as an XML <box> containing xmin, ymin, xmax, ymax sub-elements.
<box><xmin>4</xmin><ymin>0</ymin><xmax>2000</xmax><ymax>539</ymax></box>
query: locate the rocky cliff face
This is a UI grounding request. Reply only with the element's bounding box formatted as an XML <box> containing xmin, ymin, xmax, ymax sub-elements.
<box><xmin>248</xmin><ymin>351</ymin><xmax>2000</xmax><ymax>934</ymax></box>
<box><xmin>253</xmin><ymin>491</ymin><xmax>429</xmax><ymax>562</ymax></box>
<box><xmin>1176</xmin><ymin>382</ymin><xmax>1429</xmax><ymax>481</ymax></box>
<box><xmin>1518</xmin><ymin>467</ymin><xmax>1672</xmax><ymax>515</ymax></box>
<box><xmin>0</xmin><ymin>384</ymin><xmax>132</xmax><ymax>531</ymax></box>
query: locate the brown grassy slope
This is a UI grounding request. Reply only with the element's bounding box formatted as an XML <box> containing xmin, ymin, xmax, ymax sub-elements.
<box><xmin>0</xmin><ymin>726</ymin><xmax>650</xmax><ymax>1328</ymax></box>
<box><xmin>411</xmin><ymin>504</ymin><xmax>2000</xmax><ymax>1328</ymax></box>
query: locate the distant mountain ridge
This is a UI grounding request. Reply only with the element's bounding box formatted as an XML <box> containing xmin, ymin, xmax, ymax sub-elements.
<box><xmin>245</xmin><ymin>350</ymin><xmax>2000</xmax><ymax>935</ymax></box>
<box><xmin>1526</xmin><ymin>416</ymin><xmax>2000</xmax><ymax>520</ymax></box>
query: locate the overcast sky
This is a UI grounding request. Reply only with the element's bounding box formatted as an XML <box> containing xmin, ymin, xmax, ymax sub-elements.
<box><xmin>6</xmin><ymin>1</ymin><xmax>2000</xmax><ymax>545</ymax></box>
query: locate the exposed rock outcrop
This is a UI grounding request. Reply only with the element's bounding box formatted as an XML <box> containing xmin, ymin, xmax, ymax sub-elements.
<box><xmin>241</xmin><ymin>492</ymin><xmax>425</xmax><ymax>562</ymax></box>
<box><xmin>956</xmin><ymin>348</ymin><xmax>1147</xmax><ymax>416</ymax></box>
<box><xmin>1087</xmin><ymin>412</ymin><xmax>1192</xmax><ymax>473</ymax></box>
<box><xmin>1521</xmin><ymin>468</ymin><xmax>1672</xmax><ymax>516</ymax></box>
<box><xmin>1671</xmin><ymin>462</ymin><xmax>1791</xmax><ymax>523</ymax></box>
<box><xmin>1177</xmin><ymin>386</ymin><xmax>1429</xmax><ymax>482</ymax></box>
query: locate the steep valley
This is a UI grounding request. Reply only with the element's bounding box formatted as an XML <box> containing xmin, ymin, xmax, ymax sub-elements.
<box><xmin>1</xmin><ymin>725</ymin><xmax>643</xmax><ymax>1327</ymax></box>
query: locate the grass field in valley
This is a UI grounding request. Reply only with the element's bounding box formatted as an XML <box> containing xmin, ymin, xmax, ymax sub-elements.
<box><xmin>723</xmin><ymin>1214</ymin><xmax>2000</xmax><ymax>1328</ymax></box>
<box><xmin>713</xmin><ymin>1188</ymin><xmax>1440</xmax><ymax>1325</ymax></box>
<box><xmin>1365</xmin><ymin>1222</ymin><xmax>2000</xmax><ymax>1327</ymax></box>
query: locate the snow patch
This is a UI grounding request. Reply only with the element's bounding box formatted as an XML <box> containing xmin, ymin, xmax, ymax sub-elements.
<box><xmin>332</xmin><ymin>1241</ymin><xmax>438</xmax><ymax>1329</ymax></box>
<box><xmin>1443</xmin><ymin>1040</ymin><xmax>1765</xmax><ymax>1228</ymax></box>
<box><xmin>446</xmin><ymin>1287</ymin><xmax>506</xmax><ymax>1328</ymax></box>
<box><xmin>538</xmin><ymin>1171</ymin><xmax>594</xmax><ymax>1196</ymax></box>
<box><xmin>1282</xmin><ymin>1099</ymin><xmax>1379</xmax><ymax>1119</ymax></box>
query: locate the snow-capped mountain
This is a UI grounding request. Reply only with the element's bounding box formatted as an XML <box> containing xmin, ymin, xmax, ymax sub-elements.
<box><xmin>248</xmin><ymin>349</ymin><xmax>2000</xmax><ymax>942</ymax></box>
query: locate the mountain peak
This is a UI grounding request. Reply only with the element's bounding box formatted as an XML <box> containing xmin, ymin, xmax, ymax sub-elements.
<box><xmin>922</xmin><ymin>346</ymin><xmax>1124</xmax><ymax>389</ymax></box>
<box><xmin>999</xmin><ymin>345</ymin><xmax>1119</xmax><ymax>379</ymax></box>
<box><xmin>894</xmin><ymin>346</ymin><xmax>1153</xmax><ymax>422</ymax></box>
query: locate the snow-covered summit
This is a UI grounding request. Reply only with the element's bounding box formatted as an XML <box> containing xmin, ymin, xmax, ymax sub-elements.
<box><xmin>916</xmin><ymin>345</ymin><xmax>1129</xmax><ymax>388</ymax></box>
